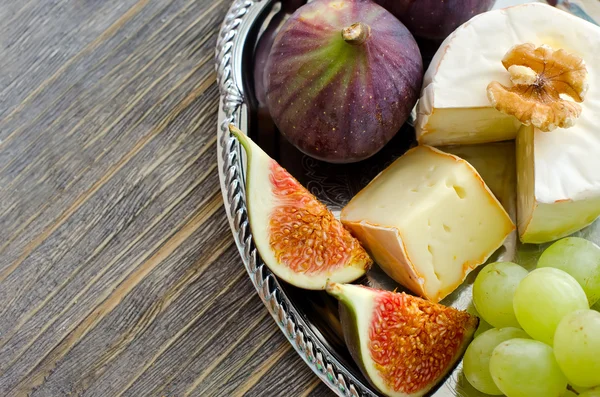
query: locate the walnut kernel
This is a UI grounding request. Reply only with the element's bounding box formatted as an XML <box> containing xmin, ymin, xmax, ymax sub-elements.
<box><xmin>487</xmin><ymin>43</ymin><xmax>588</xmax><ymax>132</ymax></box>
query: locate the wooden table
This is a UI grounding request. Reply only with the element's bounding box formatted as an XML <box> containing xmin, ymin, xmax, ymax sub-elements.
<box><xmin>0</xmin><ymin>1</ymin><xmax>332</xmax><ymax>395</ymax></box>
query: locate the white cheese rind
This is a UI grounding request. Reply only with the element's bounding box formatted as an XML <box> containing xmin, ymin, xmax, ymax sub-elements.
<box><xmin>342</xmin><ymin>222</ymin><xmax>428</xmax><ymax>296</ymax></box>
<box><xmin>341</xmin><ymin>146</ymin><xmax>515</xmax><ymax>302</ymax></box>
<box><xmin>517</xmin><ymin>125</ymin><xmax>600</xmax><ymax>243</ymax></box>
<box><xmin>416</xmin><ymin>3</ymin><xmax>600</xmax><ymax>242</ymax></box>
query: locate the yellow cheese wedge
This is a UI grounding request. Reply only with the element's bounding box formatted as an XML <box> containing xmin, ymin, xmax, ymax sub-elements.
<box><xmin>341</xmin><ymin>145</ymin><xmax>515</xmax><ymax>302</ymax></box>
<box><xmin>444</xmin><ymin>142</ymin><xmax>517</xmax><ymax>261</ymax></box>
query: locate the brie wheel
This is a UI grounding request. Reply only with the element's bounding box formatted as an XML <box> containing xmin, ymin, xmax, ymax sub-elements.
<box><xmin>416</xmin><ymin>3</ymin><xmax>600</xmax><ymax>242</ymax></box>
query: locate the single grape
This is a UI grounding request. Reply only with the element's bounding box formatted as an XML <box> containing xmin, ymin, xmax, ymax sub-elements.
<box><xmin>473</xmin><ymin>262</ymin><xmax>528</xmax><ymax>328</ymax></box>
<box><xmin>466</xmin><ymin>302</ymin><xmax>494</xmax><ymax>338</ymax></box>
<box><xmin>538</xmin><ymin>237</ymin><xmax>600</xmax><ymax>305</ymax></box>
<box><xmin>580</xmin><ymin>388</ymin><xmax>600</xmax><ymax>397</ymax></box>
<box><xmin>463</xmin><ymin>327</ymin><xmax>529</xmax><ymax>395</ymax></box>
<box><xmin>489</xmin><ymin>338</ymin><xmax>567</xmax><ymax>397</ymax></box>
<box><xmin>573</xmin><ymin>384</ymin><xmax>591</xmax><ymax>394</ymax></box>
<box><xmin>458</xmin><ymin>371</ymin><xmax>497</xmax><ymax>397</ymax></box>
<box><xmin>474</xmin><ymin>318</ymin><xmax>494</xmax><ymax>338</ymax></box>
<box><xmin>513</xmin><ymin>268</ymin><xmax>588</xmax><ymax>345</ymax></box>
<box><xmin>554</xmin><ymin>310</ymin><xmax>600</xmax><ymax>387</ymax></box>
<box><xmin>561</xmin><ymin>391</ymin><xmax>578</xmax><ymax>397</ymax></box>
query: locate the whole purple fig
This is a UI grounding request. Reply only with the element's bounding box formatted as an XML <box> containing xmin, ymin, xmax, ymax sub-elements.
<box><xmin>253</xmin><ymin>0</ymin><xmax>306</xmax><ymax>108</ymax></box>
<box><xmin>265</xmin><ymin>0</ymin><xmax>423</xmax><ymax>163</ymax></box>
<box><xmin>374</xmin><ymin>0</ymin><xmax>495</xmax><ymax>40</ymax></box>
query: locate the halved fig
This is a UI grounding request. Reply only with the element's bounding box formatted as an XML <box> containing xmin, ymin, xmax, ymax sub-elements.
<box><xmin>327</xmin><ymin>282</ymin><xmax>478</xmax><ymax>396</ymax></box>
<box><xmin>230</xmin><ymin>126</ymin><xmax>372</xmax><ymax>290</ymax></box>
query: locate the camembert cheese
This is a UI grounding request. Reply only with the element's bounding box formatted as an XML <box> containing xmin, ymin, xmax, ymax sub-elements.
<box><xmin>416</xmin><ymin>3</ymin><xmax>600</xmax><ymax>243</ymax></box>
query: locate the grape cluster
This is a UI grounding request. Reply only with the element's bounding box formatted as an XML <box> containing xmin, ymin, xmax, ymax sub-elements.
<box><xmin>463</xmin><ymin>237</ymin><xmax>600</xmax><ymax>397</ymax></box>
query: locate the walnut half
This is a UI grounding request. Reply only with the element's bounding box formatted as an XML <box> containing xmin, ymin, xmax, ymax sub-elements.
<box><xmin>487</xmin><ymin>43</ymin><xmax>588</xmax><ymax>132</ymax></box>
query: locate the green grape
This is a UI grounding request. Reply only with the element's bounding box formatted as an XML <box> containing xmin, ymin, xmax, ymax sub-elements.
<box><xmin>538</xmin><ymin>237</ymin><xmax>600</xmax><ymax>305</ymax></box>
<box><xmin>489</xmin><ymin>338</ymin><xmax>567</xmax><ymax>397</ymax></box>
<box><xmin>466</xmin><ymin>301</ymin><xmax>494</xmax><ymax>338</ymax></box>
<box><xmin>573</xmin><ymin>384</ymin><xmax>591</xmax><ymax>394</ymax></box>
<box><xmin>473</xmin><ymin>262</ymin><xmax>528</xmax><ymax>328</ymax></box>
<box><xmin>463</xmin><ymin>327</ymin><xmax>529</xmax><ymax>395</ymax></box>
<box><xmin>457</xmin><ymin>372</ymin><xmax>495</xmax><ymax>397</ymax></box>
<box><xmin>474</xmin><ymin>318</ymin><xmax>494</xmax><ymax>338</ymax></box>
<box><xmin>513</xmin><ymin>268</ymin><xmax>588</xmax><ymax>345</ymax></box>
<box><xmin>554</xmin><ymin>310</ymin><xmax>600</xmax><ymax>387</ymax></box>
<box><xmin>561</xmin><ymin>391</ymin><xmax>578</xmax><ymax>397</ymax></box>
<box><xmin>580</xmin><ymin>388</ymin><xmax>600</xmax><ymax>397</ymax></box>
<box><xmin>592</xmin><ymin>299</ymin><xmax>600</xmax><ymax>312</ymax></box>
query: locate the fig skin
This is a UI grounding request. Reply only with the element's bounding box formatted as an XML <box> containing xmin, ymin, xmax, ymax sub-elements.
<box><xmin>337</xmin><ymin>296</ymin><xmax>373</xmax><ymax>389</ymax></box>
<box><xmin>253</xmin><ymin>0</ymin><xmax>306</xmax><ymax>108</ymax></box>
<box><xmin>374</xmin><ymin>0</ymin><xmax>495</xmax><ymax>40</ymax></box>
<box><xmin>265</xmin><ymin>0</ymin><xmax>423</xmax><ymax>163</ymax></box>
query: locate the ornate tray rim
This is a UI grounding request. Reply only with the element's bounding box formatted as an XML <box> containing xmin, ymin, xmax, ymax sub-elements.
<box><xmin>214</xmin><ymin>0</ymin><xmax>375</xmax><ymax>395</ymax></box>
<box><xmin>214</xmin><ymin>0</ymin><xmax>379</xmax><ymax>395</ymax></box>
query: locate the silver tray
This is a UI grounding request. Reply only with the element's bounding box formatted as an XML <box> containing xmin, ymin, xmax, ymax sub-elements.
<box><xmin>215</xmin><ymin>1</ymin><xmax>600</xmax><ymax>395</ymax></box>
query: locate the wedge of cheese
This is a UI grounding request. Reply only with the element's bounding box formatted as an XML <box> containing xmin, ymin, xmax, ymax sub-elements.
<box><xmin>341</xmin><ymin>146</ymin><xmax>515</xmax><ymax>302</ymax></box>
<box><xmin>444</xmin><ymin>142</ymin><xmax>517</xmax><ymax>261</ymax></box>
<box><xmin>416</xmin><ymin>3</ymin><xmax>600</xmax><ymax>243</ymax></box>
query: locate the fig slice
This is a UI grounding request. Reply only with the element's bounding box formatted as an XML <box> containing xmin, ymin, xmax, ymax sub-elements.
<box><xmin>327</xmin><ymin>282</ymin><xmax>478</xmax><ymax>396</ymax></box>
<box><xmin>229</xmin><ymin>126</ymin><xmax>372</xmax><ymax>290</ymax></box>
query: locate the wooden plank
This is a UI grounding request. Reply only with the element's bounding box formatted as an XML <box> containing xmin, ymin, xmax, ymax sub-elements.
<box><xmin>0</xmin><ymin>0</ymin><xmax>329</xmax><ymax>395</ymax></box>
<box><xmin>0</xmin><ymin>72</ymin><xmax>219</xmax><ymax>306</ymax></box>
<box><xmin>112</xmin><ymin>275</ymin><xmax>265</xmax><ymax>397</ymax></box>
<box><xmin>206</xmin><ymin>334</ymin><xmax>296</xmax><ymax>397</ymax></box>
<box><xmin>305</xmin><ymin>381</ymin><xmax>337</xmax><ymax>397</ymax></box>
<box><xmin>0</xmin><ymin>0</ymin><xmax>163</xmax><ymax>131</ymax></box>
<box><xmin>177</xmin><ymin>313</ymin><xmax>282</xmax><ymax>397</ymax></box>
<box><xmin>0</xmin><ymin>0</ymin><xmax>222</xmax><ymax>148</ymax></box>
<box><xmin>0</xmin><ymin>155</ymin><xmax>224</xmax><ymax>380</ymax></box>
<box><xmin>0</xmin><ymin>9</ymin><xmax>229</xmax><ymax>256</ymax></box>
<box><xmin>0</xmin><ymin>163</ymin><xmax>222</xmax><ymax>376</ymax></box>
<box><xmin>232</xmin><ymin>344</ymin><xmax>326</xmax><ymax>397</ymax></box>
<box><xmin>26</xmin><ymin>234</ymin><xmax>246</xmax><ymax>396</ymax></box>
<box><xmin>0</xmin><ymin>0</ymin><xmax>144</xmax><ymax>121</ymax></box>
<box><xmin>0</xmin><ymin>0</ymin><xmax>223</xmax><ymax>202</ymax></box>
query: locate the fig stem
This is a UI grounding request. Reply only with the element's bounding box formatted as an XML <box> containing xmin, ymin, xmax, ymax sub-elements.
<box><xmin>342</xmin><ymin>22</ymin><xmax>371</xmax><ymax>45</ymax></box>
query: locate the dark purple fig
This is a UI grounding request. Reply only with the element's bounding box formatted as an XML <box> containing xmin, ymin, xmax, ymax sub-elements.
<box><xmin>265</xmin><ymin>0</ymin><xmax>423</xmax><ymax>164</ymax></box>
<box><xmin>374</xmin><ymin>0</ymin><xmax>495</xmax><ymax>40</ymax></box>
<box><xmin>253</xmin><ymin>0</ymin><xmax>306</xmax><ymax>108</ymax></box>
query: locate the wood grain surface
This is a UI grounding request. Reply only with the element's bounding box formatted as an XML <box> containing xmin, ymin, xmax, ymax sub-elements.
<box><xmin>0</xmin><ymin>1</ymin><xmax>333</xmax><ymax>396</ymax></box>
